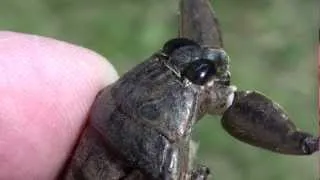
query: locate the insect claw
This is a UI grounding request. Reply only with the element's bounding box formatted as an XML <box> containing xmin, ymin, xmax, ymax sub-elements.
<box><xmin>301</xmin><ymin>136</ymin><xmax>319</xmax><ymax>154</ymax></box>
<box><xmin>191</xmin><ymin>164</ymin><xmax>210</xmax><ymax>180</ymax></box>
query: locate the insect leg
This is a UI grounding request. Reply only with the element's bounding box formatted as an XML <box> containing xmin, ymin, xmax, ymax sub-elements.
<box><xmin>221</xmin><ymin>90</ymin><xmax>319</xmax><ymax>155</ymax></box>
<box><xmin>190</xmin><ymin>165</ymin><xmax>210</xmax><ymax>180</ymax></box>
<box><xmin>179</xmin><ymin>0</ymin><xmax>223</xmax><ymax>48</ymax></box>
<box><xmin>62</xmin><ymin>126</ymin><xmax>127</xmax><ymax>180</ymax></box>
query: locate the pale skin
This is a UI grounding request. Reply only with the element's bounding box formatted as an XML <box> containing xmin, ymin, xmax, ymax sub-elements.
<box><xmin>0</xmin><ymin>31</ymin><xmax>118</xmax><ymax>180</ymax></box>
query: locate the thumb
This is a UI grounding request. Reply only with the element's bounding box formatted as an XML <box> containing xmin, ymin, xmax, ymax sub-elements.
<box><xmin>0</xmin><ymin>31</ymin><xmax>118</xmax><ymax>180</ymax></box>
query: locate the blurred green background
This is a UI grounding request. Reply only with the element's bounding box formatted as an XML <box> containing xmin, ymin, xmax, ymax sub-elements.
<box><xmin>0</xmin><ymin>0</ymin><xmax>318</xmax><ymax>179</ymax></box>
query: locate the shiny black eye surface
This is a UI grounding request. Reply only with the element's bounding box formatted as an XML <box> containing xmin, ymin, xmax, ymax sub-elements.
<box><xmin>181</xmin><ymin>60</ymin><xmax>216</xmax><ymax>85</ymax></box>
<box><xmin>162</xmin><ymin>38</ymin><xmax>200</xmax><ymax>56</ymax></box>
<box><xmin>201</xmin><ymin>48</ymin><xmax>229</xmax><ymax>75</ymax></box>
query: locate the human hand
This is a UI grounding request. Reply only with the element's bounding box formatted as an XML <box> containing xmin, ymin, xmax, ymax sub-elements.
<box><xmin>0</xmin><ymin>31</ymin><xmax>118</xmax><ymax>180</ymax></box>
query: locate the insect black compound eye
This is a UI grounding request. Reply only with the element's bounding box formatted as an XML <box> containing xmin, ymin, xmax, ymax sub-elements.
<box><xmin>201</xmin><ymin>48</ymin><xmax>229</xmax><ymax>76</ymax></box>
<box><xmin>181</xmin><ymin>59</ymin><xmax>216</xmax><ymax>85</ymax></box>
<box><xmin>162</xmin><ymin>38</ymin><xmax>200</xmax><ymax>56</ymax></box>
<box><xmin>202</xmin><ymin>48</ymin><xmax>229</xmax><ymax>63</ymax></box>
